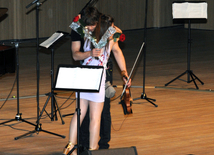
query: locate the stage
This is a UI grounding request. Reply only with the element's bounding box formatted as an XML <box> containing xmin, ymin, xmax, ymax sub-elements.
<box><xmin>0</xmin><ymin>26</ymin><xmax>214</xmax><ymax>154</ymax></box>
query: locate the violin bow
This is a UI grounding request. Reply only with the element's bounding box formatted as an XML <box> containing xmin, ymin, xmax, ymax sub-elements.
<box><xmin>120</xmin><ymin>42</ymin><xmax>145</xmax><ymax>99</ymax></box>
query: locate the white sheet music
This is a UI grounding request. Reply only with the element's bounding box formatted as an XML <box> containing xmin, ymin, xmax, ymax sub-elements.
<box><xmin>40</xmin><ymin>32</ymin><xmax>64</xmax><ymax>48</ymax></box>
<box><xmin>173</xmin><ymin>2</ymin><xmax>207</xmax><ymax>19</ymax></box>
<box><xmin>55</xmin><ymin>67</ymin><xmax>103</xmax><ymax>91</ymax></box>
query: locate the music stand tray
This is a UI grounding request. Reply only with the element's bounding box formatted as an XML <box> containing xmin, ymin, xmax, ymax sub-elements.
<box><xmin>54</xmin><ymin>64</ymin><xmax>104</xmax><ymax>155</ymax></box>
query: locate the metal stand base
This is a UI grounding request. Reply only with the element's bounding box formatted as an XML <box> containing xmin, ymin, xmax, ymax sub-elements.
<box><xmin>134</xmin><ymin>93</ymin><xmax>158</xmax><ymax>107</ymax></box>
<box><xmin>0</xmin><ymin>113</ymin><xmax>65</xmax><ymax>140</ymax></box>
<box><xmin>14</xmin><ymin>122</ymin><xmax>65</xmax><ymax>140</ymax></box>
<box><xmin>165</xmin><ymin>70</ymin><xmax>204</xmax><ymax>89</ymax></box>
<box><xmin>0</xmin><ymin>113</ymin><xmax>36</xmax><ymax>129</ymax></box>
<box><xmin>38</xmin><ymin>92</ymin><xmax>65</xmax><ymax>124</ymax></box>
<box><xmin>165</xmin><ymin>20</ymin><xmax>204</xmax><ymax>89</ymax></box>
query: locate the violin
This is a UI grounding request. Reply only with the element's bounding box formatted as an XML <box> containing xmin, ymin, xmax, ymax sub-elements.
<box><xmin>120</xmin><ymin>76</ymin><xmax>133</xmax><ymax>115</ymax></box>
<box><xmin>119</xmin><ymin>42</ymin><xmax>145</xmax><ymax>115</ymax></box>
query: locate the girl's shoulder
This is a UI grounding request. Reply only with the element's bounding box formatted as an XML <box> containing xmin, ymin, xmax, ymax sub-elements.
<box><xmin>108</xmin><ymin>25</ymin><xmax>122</xmax><ymax>42</ymax></box>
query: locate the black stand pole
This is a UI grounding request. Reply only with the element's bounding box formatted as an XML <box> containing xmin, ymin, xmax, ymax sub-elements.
<box><xmin>133</xmin><ymin>0</ymin><xmax>157</xmax><ymax>107</ymax></box>
<box><xmin>37</xmin><ymin>48</ymin><xmax>65</xmax><ymax>124</ymax></box>
<box><xmin>68</xmin><ymin>92</ymin><xmax>81</xmax><ymax>155</ymax></box>
<box><xmin>0</xmin><ymin>42</ymin><xmax>37</xmax><ymax>139</ymax></box>
<box><xmin>165</xmin><ymin>20</ymin><xmax>204</xmax><ymax>89</ymax></box>
<box><xmin>13</xmin><ymin>1</ymin><xmax>65</xmax><ymax>140</ymax></box>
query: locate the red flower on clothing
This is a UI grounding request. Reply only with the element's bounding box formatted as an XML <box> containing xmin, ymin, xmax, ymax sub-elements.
<box><xmin>73</xmin><ymin>16</ymin><xmax>79</xmax><ymax>22</ymax></box>
<box><xmin>119</xmin><ymin>34</ymin><xmax>126</xmax><ymax>42</ymax></box>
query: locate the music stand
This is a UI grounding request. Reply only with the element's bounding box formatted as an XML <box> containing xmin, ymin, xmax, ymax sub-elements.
<box><xmin>54</xmin><ymin>64</ymin><xmax>104</xmax><ymax>155</ymax></box>
<box><xmin>165</xmin><ymin>1</ymin><xmax>207</xmax><ymax>89</ymax></box>
<box><xmin>38</xmin><ymin>31</ymin><xmax>69</xmax><ymax>124</ymax></box>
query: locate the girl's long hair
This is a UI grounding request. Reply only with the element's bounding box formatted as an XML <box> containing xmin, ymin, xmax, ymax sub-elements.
<box><xmin>90</xmin><ymin>14</ymin><xmax>114</xmax><ymax>49</ymax></box>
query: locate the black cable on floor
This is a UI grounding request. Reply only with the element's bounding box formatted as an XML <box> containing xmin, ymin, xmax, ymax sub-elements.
<box><xmin>0</xmin><ymin>74</ymin><xmax>16</xmax><ymax>110</ymax></box>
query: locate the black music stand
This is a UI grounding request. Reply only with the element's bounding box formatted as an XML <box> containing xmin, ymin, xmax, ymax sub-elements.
<box><xmin>165</xmin><ymin>1</ymin><xmax>207</xmax><ymax>89</ymax></box>
<box><xmin>54</xmin><ymin>64</ymin><xmax>104</xmax><ymax>155</ymax></box>
<box><xmin>38</xmin><ymin>31</ymin><xmax>69</xmax><ymax>124</ymax></box>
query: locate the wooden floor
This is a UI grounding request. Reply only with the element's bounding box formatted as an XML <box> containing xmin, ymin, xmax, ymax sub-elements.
<box><xmin>0</xmin><ymin>26</ymin><xmax>214</xmax><ymax>155</ymax></box>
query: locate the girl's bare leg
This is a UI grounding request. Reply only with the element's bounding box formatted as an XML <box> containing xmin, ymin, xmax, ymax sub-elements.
<box><xmin>89</xmin><ymin>101</ymin><xmax>104</xmax><ymax>150</ymax></box>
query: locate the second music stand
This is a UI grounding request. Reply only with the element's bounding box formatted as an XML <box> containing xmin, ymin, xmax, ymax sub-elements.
<box><xmin>165</xmin><ymin>1</ymin><xmax>207</xmax><ymax>89</ymax></box>
<box><xmin>38</xmin><ymin>31</ymin><xmax>69</xmax><ymax>124</ymax></box>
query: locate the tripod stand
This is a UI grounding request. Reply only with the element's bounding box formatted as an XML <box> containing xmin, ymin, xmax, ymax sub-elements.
<box><xmin>133</xmin><ymin>0</ymin><xmax>157</xmax><ymax>107</ymax></box>
<box><xmin>13</xmin><ymin>0</ymin><xmax>65</xmax><ymax>140</ymax></box>
<box><xmin>165</xmin><ymin>20</ymin><xmax>204</xmax><ymax>89</ymax></box>
<box><xmin>38</xmin><ymin>31</ymin><xmax>69</xmax><ymax>124</ymax></box>
<box><xmin>37</xmin><ymin>48</ymin><xmax>64</xmax><ymax>124</ymax></box>
<box><xmin>0</xmin><ymin>41</ymin><xmax>38</xmax><ymax>140</ymax></box>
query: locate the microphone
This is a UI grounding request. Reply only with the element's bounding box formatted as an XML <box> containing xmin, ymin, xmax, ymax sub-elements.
<box><xmin>26</xmin><ymin>0</ymin><xmax>39</xmax><ymax>9</ymax></box>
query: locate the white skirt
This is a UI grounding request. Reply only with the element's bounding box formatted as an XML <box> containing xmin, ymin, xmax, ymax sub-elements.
<box><xmin>76</xmin><ymin>71</ymin><xmax>106</xmax><ymax>103</ymax></box>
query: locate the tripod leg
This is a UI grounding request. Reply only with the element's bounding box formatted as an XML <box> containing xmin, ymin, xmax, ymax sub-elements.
<box><xmin>133</xmin><ymin>93</ymin><xmax>158</xmax><ymax>107</ymax></box>
<box><xmin>141</xmin><ymin>93</ymin><xmax>158</xmax><ymax>107</ymax></box>
<box><xmin>165</xmin><ymin>71</ymin><xmax>186</xmax><ymax>86</ymax></box>
<box><xmin>40</xmin><ymin>129</ymin><xmax>66</xmax><ymax>138</ymax></box>
<box><xmin>21</xmin><ymin>119</ymin><xmax>37</xmax><ymax>127</ymax></box>
<box><xmin>146</xmin><ymin>99</ymin><xmax>158</xmax><ymax>107</ymax></box>
<box><xmin>44</xmin><ymin>109</ymin><xmax>51</xmax><ymax>119</ymax></box>
<box><xmin>145</xmin><ymin>96</ymin><xmax>156</xmax><ymax>102</ymax></box>
<box><xmin>62</xmin><ymin>113</ymin><xmax>74</xmax><ymax>117</ymax></box>
<box><xmin>51</xmin><ymin>93</ymin><xmax>58</xmax><ymax>121</ymax></box>
<box><xmin>190</xmin><ymin>71</ymin><xmax>204</xmax><ymax>85</ymax></box>
<box><xmin>36</xmin><ymin>95</ymin><xmax>51</xmax><ymax>123</ymax></box>
<box><xmin>15</xmin><ymin>123</ymin><xmax>65</xmax><ymax>140</ymax></box>
<box><xmin>143</xmin><ymin>95</ymin><xmax>158</xmax><ymax>107</ymax></box>
<box><xmin>15</xmin><ymin>130</ymin><xmax>37</xmax><ymax>140</ymax></box>
<box><xmin>53</xmin><ymin>97</ymin><xmax>65</xmax><ymax>124</ymax></box>
<box><xmin>0</xmin><ymin>119</ymin><xmax>16</xmax><ymax>125</ymax></box>
<box><xmin>188</xmin><ymin>71</ymin><xmax>199</xmax><ymax>89</ymax></box>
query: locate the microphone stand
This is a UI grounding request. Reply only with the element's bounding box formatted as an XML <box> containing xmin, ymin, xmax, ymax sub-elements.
<box><xmin>0</xmin><ymin>41</ymin><xmax>37</xmax><ymax>140</ymax></box>
<box><xmin>14</xmin><ymin>0</ymin><xmax>65</xmax><ymax>140</ymax></box>
<box><xmin>133</xmin><ymin>0</ymin><xmax>158</xmax><ymax>107</ymax></box>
